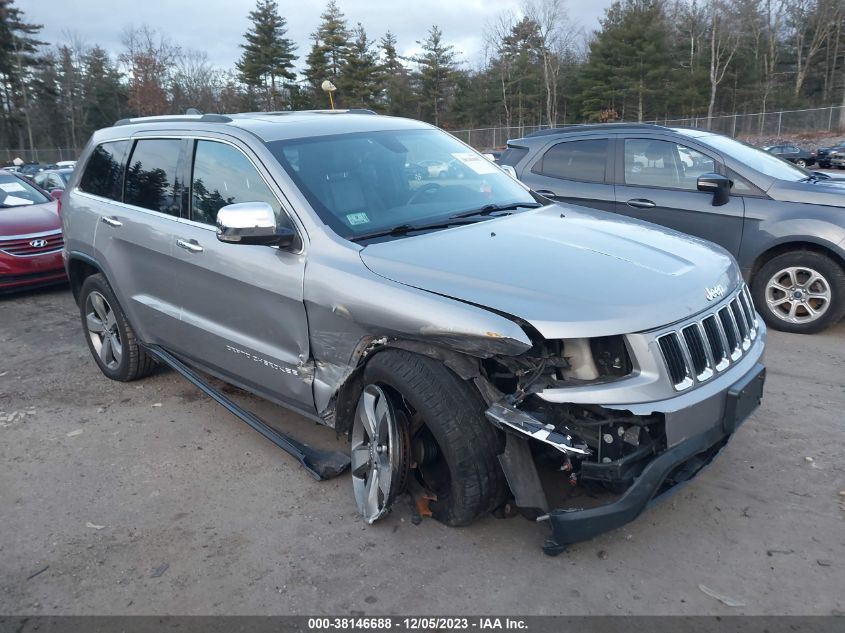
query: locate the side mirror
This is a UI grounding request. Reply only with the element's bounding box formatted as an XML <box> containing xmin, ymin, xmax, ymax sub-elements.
<box><xmin>697</xmin><ymin>172</ymin><xmax>732</xmax><ymax>206</ymax></box>
<box><xmin>49</xmin><ymin>189</ymin><xmax>63</xmax><ymax>201</ymax></box>
<box><xmin>216</xmin><ymin>202</ymin><xmax>299</xmax><ymax>249</ymax></box>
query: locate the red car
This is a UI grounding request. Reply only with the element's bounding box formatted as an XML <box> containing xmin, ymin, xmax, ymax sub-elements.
<box><xmin>0</xmin><ymin>170</ymin><xmax>66</xmax><ymax>291</ymax></box>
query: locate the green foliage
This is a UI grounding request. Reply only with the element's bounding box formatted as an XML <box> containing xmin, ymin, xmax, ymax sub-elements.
<box><xmin>236</xmin><ymin>0</ymin><xmax>297</xmax><ymax>109</ymax></box>
<box><xmin>304</xmin><ymin>0</ymin><xmax>351</xmax><ymax>106</ymax></box>
<box><xmin>342</xmin><ymin>23</ymin><xmax>383</xmax><ymax>107</ymax></box>
<box><xmin>579</xmin><ymin>0</ymin><xmax>674</xmax><ymax>122</ymax></box>
<box><xmin>411</xmin><ymin>25</ymin><xmax>459</xmax><ymax>126</ymax></box>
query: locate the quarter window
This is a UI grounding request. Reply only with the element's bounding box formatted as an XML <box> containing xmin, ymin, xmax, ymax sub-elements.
<box><xmin>623</xmin><ymin>139</ymin><xmax>715</xmax><ymax>190</ymax></box>
<box><xmin>533</xmin><ymin>139</ymin><xmax>607</xmax><ymax>183</ymax></box>
<box><xmin>123</xmin><ymin>139</ymin><xmax>183</xmax><ymax>215</ymax></box>
<box><xmin>79</xmin><ymin>140</ymin><xmax>129</xmax><ymax>201</ymax></box>
<box><xmin>190</xmin><ymin>140</ymin><xmax>282</xmax><ymax>226</ymax></box>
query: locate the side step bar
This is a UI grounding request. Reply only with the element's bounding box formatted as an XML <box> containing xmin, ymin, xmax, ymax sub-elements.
<box><xmin>143</xmin><ymin>345</ymin><xmax>350</xmax><ymax>481</ymax></box>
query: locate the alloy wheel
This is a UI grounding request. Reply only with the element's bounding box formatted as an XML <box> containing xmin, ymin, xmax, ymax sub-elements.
<box><xmin>351</xmin><ymin>384</ymin><xmax>408</xmax><ymax>523</ymax></box>
<box><xmin>85</xmin><ymin>291</ymin><xmax>123</xmax><ymax>369</ymax></box>
<box><xmin>764</xmin><ymin>266</ymin><xmax>831</xmax><ymax>324</ymax></box>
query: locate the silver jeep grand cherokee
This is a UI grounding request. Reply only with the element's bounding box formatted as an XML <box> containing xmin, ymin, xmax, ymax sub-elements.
<box><xmin>62</xmin><ymin>110</ymin><xmax>766</xmax><ymax>554</ymax></box>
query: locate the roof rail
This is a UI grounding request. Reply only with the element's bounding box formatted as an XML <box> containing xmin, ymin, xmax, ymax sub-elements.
<box><xmin>113</xmin><ymin>113</ymin><xmax>233</xmax><ymax>127</ymax></box>
<box><xmin>523</xmin><ymin>122</ymin><xmax>670</xmax><ymax>138</ymax></box>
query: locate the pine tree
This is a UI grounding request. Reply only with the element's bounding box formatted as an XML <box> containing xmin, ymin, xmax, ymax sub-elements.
<box><xmin>236</xmin><ymin>0</ymin><xmax>297</xmax><ymax>110</ymax></box>
<box><xmin>379</xmin><ymin>31</ymin><xmax>414</xmax><ymax>116</ymax></box>
<box><xmin>411</xmin><ymin>25</ymin><xmax>459</xmax><ymax>126</ymax></box>
<box><xmin>304</xmin><ymin>0</ymin><xmax>351</xmax><ymax>106</ymax></box>
<box><xmin>0</xmin><ymin>0</ymin><xmax>44</xmax><ymax>150</ymax></box>
<box><xmin>343</xmin><ymin>23</ymin><xmax>383</xmax><ymax>107</ymax></box>
<box><xmin>578</xmin><ymin>0</ymin><xmax>673</xmax><ymax>122</ymax></box>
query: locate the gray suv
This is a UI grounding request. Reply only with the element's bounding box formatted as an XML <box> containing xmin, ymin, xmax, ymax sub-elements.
<box><xmin>505</xmin><ymin>124</ymin><xmax>845</xmax><ymax>334</ymax></box>
<box><xmin>62</xmin><ymin>111</ymin><xmax>766</xmax><ymax>554</ymax></box>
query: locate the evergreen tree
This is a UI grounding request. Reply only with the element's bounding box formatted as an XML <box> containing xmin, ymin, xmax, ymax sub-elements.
<box><xmin>343</xmin><ymin>23</ymin><xmax>383</xmax><ymax>107</ymax></box>
<box><xmin>411</xmin><ymin>25</ymin><xmax>459</xmax><ymax>126</ymax></box>
<box><xmin>379</xmin><ymin>31</ymin><xmax>414</xmax><ymax>116</ymax></box>
<box><xmin>236</xmin><ymin>0</ymin><xmax>297</xmax><ymax>110</ymax></box>
<box><xmin>578</xmin><ymin>0</ymin><xmax>674</xmax><ymax>122</ymax></box>
<box><xmin>304</xmin><ymin>0</ymin><xmax>351</xmax><ymax>106</ymax></box>
<box><xmin>0</xmin><ymin>0</ymin><xmax>44</xmax><ymax>150</ymax></box>
<box><xmin>81</xmin><ymin>46</ymin><xmax>126</xmax><ymax>134</ymax></box>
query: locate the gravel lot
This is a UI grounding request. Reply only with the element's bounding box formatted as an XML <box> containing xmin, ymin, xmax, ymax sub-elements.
<box><xmin>1</xmin><ymin>285</ymin><xmax>843</xmax><ymax>616</ymax></box>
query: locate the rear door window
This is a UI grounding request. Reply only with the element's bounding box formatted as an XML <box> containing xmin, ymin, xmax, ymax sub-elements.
<box><xmin>124</xmin><ymin>139</ymin><xmax>183</xmax><ymax>216</ymax></box>
<box><xmin>79</xmin><ymin>140</ymin><xmax>129</xmax><ymax>200</ymax></box>
<box><xmin>189</xmin><ymin>140</ymin><xmax>283</xmax><ymax>226</ymax></box>
<box><xmin>532</xmin><ymin>139</ymin><xmax>608</xmax><ymax>183</ymax></box>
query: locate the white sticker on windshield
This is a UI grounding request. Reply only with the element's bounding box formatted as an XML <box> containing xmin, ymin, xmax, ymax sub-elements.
<box><xmin>0</xmin><ymin>182</ymin><xmax>27</xmax><ymax>193</ymax></box>
<box><xmin>3</xmin><ymin>195</ymin><xmax>33</xmax><ymax>206</ymax></box>
<box><xmin>451</xmin><ymin>152</ymin><xmax>499</xmax><ymax>175</ymax></box>
<box><xmin>346</xmin><ymin>212</ymin><xmax>370</xmax><ymax>226</ymax></box>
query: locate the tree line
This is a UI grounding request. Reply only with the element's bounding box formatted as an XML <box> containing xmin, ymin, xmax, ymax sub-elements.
<box><xmin>1</xmin><ymin>0</ymin><xmax>845</xmax><ymax>154</ymax></box>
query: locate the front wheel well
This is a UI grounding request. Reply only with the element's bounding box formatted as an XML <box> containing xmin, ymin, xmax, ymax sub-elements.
<box><xmin>67</xmin><ymin>257</ymin><xmax>102</xmax><ymax>304</ymax></box>
<box><xmin>750</xmin><ymin>242</ymin><xmax>845</xmax><ymax>280</ymax></box>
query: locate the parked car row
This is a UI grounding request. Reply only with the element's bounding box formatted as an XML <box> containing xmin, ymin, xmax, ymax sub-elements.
<box><xmin>760</xmin><ymin>142</ymin><xmax>845</xmax><ymax>169</ymax></box>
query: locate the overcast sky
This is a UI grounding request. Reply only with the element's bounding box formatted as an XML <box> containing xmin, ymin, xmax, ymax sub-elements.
<box><xmin>17</xmin><ymin>0</ymin><xmax>611</xmax><ymax>72</ymax></box>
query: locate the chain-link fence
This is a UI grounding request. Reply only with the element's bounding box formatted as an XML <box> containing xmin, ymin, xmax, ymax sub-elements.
<box><xmin>1</xmin><ymin>147</ymin><xmax>81</xmax><ymax>166</ymax></box>
<box><xmin>450</xmin><ymin>105</ymin><xmax>845</xmax><ymax>150</ymax></box>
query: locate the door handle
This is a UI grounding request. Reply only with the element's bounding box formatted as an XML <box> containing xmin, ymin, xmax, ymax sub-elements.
<box><xmin>535</xmin><ymin>189</ymin><xmax>558</xmax><ymax>198</ymax></box>
<box><xmin>100</xmin><ymin>216</ymin><xmax>122</xmax><ymax>227</ymax></box>
<box><xmin>176</xmin><ymin>238</ymin><xmax>203</xmax><ymax>253</ymax></box>
<box><xmin>626</xmin><ymin>198</ymin><xmax>656</xmax><ymax>209</ymax></box>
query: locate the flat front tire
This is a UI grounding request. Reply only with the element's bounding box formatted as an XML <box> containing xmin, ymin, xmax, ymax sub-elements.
<box><xmin>79</xmin><ymin>273</ymin><xmax>156</xmax><ymax>381</ymax></box>
<box><xmin>354</xmin><ymin>350</ymin><xmax>506</xmax><ymax>526</ymax></box>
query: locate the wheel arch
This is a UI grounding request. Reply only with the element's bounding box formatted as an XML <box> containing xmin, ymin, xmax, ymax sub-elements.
<box><xmin>330</xmin><ymin>339</ymin><xmax>501</xmax><ymax>437</ymax></box>
<box><xmin>67</xmin><ymin>252</ymin><xmax>105</xmax><ymax>304</ymax></box>
<box><xmin>749</xmin><ymin>240</ymin><xmax>845</xmax><ymax>281</ymax></box>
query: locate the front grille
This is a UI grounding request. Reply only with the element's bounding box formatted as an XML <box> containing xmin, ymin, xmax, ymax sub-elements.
<box><xmin>0</xmin><ymin>232</ymin><xmax>64</xmax><ymax>257</ymax></box>
<box><xmin>657</xmin><ymin>285</ymin><xmax>759</xmax><ymax>391</ymax></box>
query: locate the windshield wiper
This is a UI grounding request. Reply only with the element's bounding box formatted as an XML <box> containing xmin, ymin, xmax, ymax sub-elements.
<box><xmin>449</xmin><ymin>201</ymin><xmax>541</xmax><ymax>220</ymax></box>
<box><xmin>350</xmin><ymin>218</ymin><xmax>480</xmax><ymax>242</ymax></box>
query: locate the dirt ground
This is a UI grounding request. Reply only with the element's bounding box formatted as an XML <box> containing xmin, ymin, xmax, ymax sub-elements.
<box><xmin>1</xmin><ymin>285</ymin><xmax>843</xmax><ymax>616</ymax></box>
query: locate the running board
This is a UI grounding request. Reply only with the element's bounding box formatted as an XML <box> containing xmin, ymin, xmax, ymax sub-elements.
<box><xmin>143</xmin><ymin>345</ymin><xmax>350</xmax><ymax>481</ymax></box>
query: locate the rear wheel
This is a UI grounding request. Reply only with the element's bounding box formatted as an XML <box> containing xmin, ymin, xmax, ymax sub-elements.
<box><xmin>351</xmin><ymin>350</ymin><xmax>506</xmax><ymax>526</ymax></box>
<box><xmin>795</xmin><ymin>159</ymin><xmax>807</xmax><ymax>168</ymax></box>
<box><xmin>79</xmin><ymin>274</ymin><xmax>156</xmax><ymax>381</ymax></box>
<box><xmin>752</xmin><ymin>251</ymin><xmax>845</xmax><ymax>334</ymax></box>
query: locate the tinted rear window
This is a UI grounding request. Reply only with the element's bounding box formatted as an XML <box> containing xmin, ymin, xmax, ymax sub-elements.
<box><xmin>498</xmin><ymin>146</ymin><xmax>528</xmax><ymax>167</ymax></box>
<box><xmin>79</xmin><ymin>140</ymin><xmax>129</xmax><ymax>200</ymax></box>
<box><xmin>124</xmin><ymin>139</ymin><xmax>183</xmax><ymax>216</ymax></box>
<box><xmin>532</xmin><ymin>139</ymin><xmax>608</xmax><ymax>183</ymax></box>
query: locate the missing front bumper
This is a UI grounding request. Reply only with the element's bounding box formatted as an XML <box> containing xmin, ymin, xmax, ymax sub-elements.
<box><xmin>487</xmin><ymin>362</ymin><xmax>766</xmax><ymax>555</ymax></box>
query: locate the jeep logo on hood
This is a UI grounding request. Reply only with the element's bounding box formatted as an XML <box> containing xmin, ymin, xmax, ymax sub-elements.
<box><xmin>705</xmin><ymin>284</ymin><xmax>726</xmax><ymax>301</ymax></box>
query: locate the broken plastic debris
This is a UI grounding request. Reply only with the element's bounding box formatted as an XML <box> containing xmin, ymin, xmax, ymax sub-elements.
<box><xmin>698</xmin><ymin>584</ymin><xmax>746</xmax><ymax>607</ymax></box>
<box><xmin>85</xmin><ymin>522</ymin><xmax>105</xmax><ymax>530</ymax></box>
<box><xmin>0</xmin><ymin>371</ymin><xmax>8</xmax><ymax>377</ymax></box>
<box><xmin>151</xmin><ymin>403</ymin><xmax>162</xmax><ymax>408</ymax></box>
<box><xmin>66</xmin><ymin>429</ymin><xmax>84</xmax><ymax>437</ymax></box>
<box><xmin>150</xmin><ymin>563</ymin><xmax>169</xmax><ymax>578</ymax></box>
<box><xmin>804</xmin><ymin>456</ymin><xmax>814</xmax><ymax>463</ymax></box>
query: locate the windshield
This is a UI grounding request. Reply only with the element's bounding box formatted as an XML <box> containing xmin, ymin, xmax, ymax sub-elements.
<box><xmin>266</xmin><ymin>128</ymin><xmax>537</xmax><ymax>240</ymax></box>
<box><xmin>696</xmin><ymin>134</ymin><xmax>808</xmax><ymax>182</ymax></box>
<box><xmin>0</xmin><ymin>172</ymin><xmax>51</xmax><ymax>208</ymax></box>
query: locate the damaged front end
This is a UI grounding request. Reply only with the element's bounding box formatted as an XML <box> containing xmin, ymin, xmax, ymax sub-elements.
<box><xmin>481</xmin><ymin>309</ymin><xmax>766</xmax><ymax>555</ymax></box>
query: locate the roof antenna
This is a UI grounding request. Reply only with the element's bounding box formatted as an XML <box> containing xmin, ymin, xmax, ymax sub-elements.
<box><xmin>185</xmin><ymin>108</ymin><xmax>203</xmax><ymax>115</ymax></box>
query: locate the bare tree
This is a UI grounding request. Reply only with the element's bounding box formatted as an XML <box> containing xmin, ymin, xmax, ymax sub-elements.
<box><xmin>523</xmin><ymin>0</ymin><xmax>575</xmax><ymax>126</ymax></box>
<box><xmin>172</xmin><ymin>49</ymin><xmax>222</xmax><ymax>113</ymax></box>
<box><xmin>705</xmin><ymin>0</ymin><xmax>740</xmax><ymax>125</ymax></box>
<box><xmin>791</xmin><ymin>0</ymin><xmax>837</xmax><ymax>98</ymax></box>
<box><xmin>120</xmin><ymin>25</ymin><xmax>179</xmax><ymax>116</ymax></box>
<box><xmin>483</xmin><ymin>11</ymin><xmax>517</xmax><ymax>128</ymax></box>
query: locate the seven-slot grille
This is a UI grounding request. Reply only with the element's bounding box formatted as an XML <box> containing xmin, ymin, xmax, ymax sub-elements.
<box><xmin>657</xmin><ymin>285</ymin><xmax>758</xmax><ymax>391</ymax></box>
<box><xmin>0</xmin><ymin>231</ymin><xmax>64</xmax><ymax>257</ymax></box>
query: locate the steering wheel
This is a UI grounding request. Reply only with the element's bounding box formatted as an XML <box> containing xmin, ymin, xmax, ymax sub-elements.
<box><xmin>408</xmin><ymin>182</ymin><xmax>442</xmax><ymax>204</ymax></box>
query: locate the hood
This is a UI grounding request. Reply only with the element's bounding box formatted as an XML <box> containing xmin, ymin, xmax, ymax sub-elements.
<box><xmin>359</xmin><ymin>206</ymin><xmax>741</xmax><ymax>339</ymax></box>
<box><xmin>769</xmin><ymin>178</ymin><xmax>845</xmax><ymax>207</ymax></box>
<box><xmin>0</xmin><ymin>201</ymin><xmax>61</xmax><ymax>236</ymax></box>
